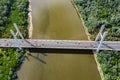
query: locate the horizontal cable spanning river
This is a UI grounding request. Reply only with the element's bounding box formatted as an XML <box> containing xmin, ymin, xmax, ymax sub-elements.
<box><xmin>17</xmin><ymin>0</ymin><xmax>101</xmax><ymax>80</ymax></box>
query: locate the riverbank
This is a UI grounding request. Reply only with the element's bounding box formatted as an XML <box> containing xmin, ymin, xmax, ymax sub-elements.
<box><xmin>71</xmin><ymin>0</ymin><xmax>91</xmax><ymax>40</ymax></box>
<box><xmin>71</xmin><ymin>0</ymin><xmax>103</xmax><ymax>79</ymax></box>
<box><xmin>28</xmin><ymin>0</ymin><xmax>33</xmax><ymax>38</ymax></box>
<box><xmin>74</xmin><ymin>0</ymin><xmax>120</xmax><ymax>80</ymax></box>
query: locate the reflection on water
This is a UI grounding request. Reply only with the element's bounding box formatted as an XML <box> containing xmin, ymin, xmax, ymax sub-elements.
<box><xmin>17</xmin><ymin>0</ymin><xmax>101</xmax><ymax>80</ymax></box>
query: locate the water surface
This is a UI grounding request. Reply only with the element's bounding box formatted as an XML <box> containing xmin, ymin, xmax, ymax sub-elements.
<box><xmin>17</xmin><ymin>0</ymin><xmax>101</xmax><ymax>80</ymax></box>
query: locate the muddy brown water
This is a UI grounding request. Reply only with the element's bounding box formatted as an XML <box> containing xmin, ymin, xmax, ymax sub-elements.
<box><xmin>17</xmin><ymin>0</ymin><xmax>101</xmax><ymax>80</ymax></box>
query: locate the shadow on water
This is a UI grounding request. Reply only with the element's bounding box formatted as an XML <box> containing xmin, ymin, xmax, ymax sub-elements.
<box><xmin>16</xmin><ymin>48</ymin><xmax>47</xmax><ymax>72</ymax></box>
<box><xmin>28</xmin><ymin>48</ymin><xmax>93</xmax><ymax>54</ymax></box>
<box><xmin>27</xmin><ymin>53</ymin><xmax>46</xmax><ymax>64</ymax></box>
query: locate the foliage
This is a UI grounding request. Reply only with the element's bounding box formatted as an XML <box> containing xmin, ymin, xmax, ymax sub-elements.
<box><xmin>0</xmin><ymin>0</ymin><xmax>29</xmax><ymax>80</ymax></box>
<box><xmin>0</xmin><ymin>49</ymin><xmax>24</xmax><ymax>80</ymax></box>
<box><xmin>97</xmin><ymin>51</ymin><xmax>120</xmax><ymax>80</ymax></box>
<box><xmin>0</xmin><ymin>0</ymin><xmax>29</xmax><ymax>38</ymax></box>
<box><xmin>74</xmin><ymin>0</ymin><xmax>120</xmax><ymax>40</ymax></box>
<box><xmin>0</xmin><ymin>0</ymin><xmax>13</xmax><ymax>34</ymax></box>
<box><xmin>74</xmin><ymin>0</ymin><xmax>120</xmax><ymax>80</ymax></box>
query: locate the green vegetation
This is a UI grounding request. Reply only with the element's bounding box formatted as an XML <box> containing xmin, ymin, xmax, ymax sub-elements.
<box><xmin>0</xmin><ymin>49</ymin><xmax>24</xmax><ymax>80</ymax></box>
<box><xmin>0</xmin><ymin>0</ymin><xmax>29</xmax><ymax>80</ymax></box>
<box><xmin>0</xmin><ymin>0</ymin><xmax>13</xmax><ymax>37</ymax></box>
<box><xmin>0</xmin><ymin>0</ymin><xmax>29</xmax><ymax>38</ymax></box>
<box><xmin>74</xmin><ymin>0</ymin><xmax>120</xmax><ymax>80</ymax></box>
<box><xmin>97</xmin><ymin>51</ymin><xmax>120</xmax><ymax>80</ymax></box>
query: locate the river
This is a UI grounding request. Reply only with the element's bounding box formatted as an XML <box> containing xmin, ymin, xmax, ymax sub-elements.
<box><xmin>17</xmin><ymin>0</ymin><xmax>101</xmax><ymax>80</ymax></box>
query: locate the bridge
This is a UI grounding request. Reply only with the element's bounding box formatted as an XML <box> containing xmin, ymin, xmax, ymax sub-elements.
<box><xmin>0</xmin><ymin>39</ymin><xmax>120</xmax><ymax>51</ymax></box>
<box><xmin>1</xmin><ymin>23</ymin><xmax>119</xmax><ymax>53</ymax></box>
